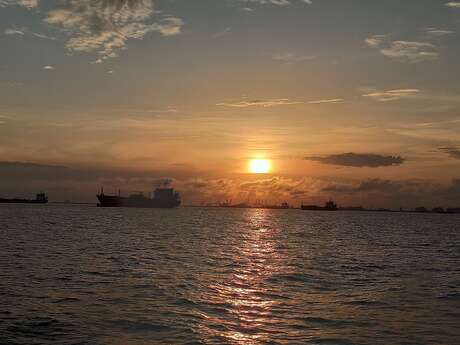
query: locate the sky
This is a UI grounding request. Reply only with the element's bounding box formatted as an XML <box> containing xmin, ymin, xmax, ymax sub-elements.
<box><xmin>1</xmin><ymin>0</ymin><xmax>460</xmax><ymax>208</ymax></box>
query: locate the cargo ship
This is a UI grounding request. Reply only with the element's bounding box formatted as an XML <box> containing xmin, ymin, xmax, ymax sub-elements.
<box><xmin>0</xmin><ymin>192</ymin><xmax>48</xmax><ymax>204</ymax></box>
<box><xmin>301</xmin><ymin>200</ymin><xmax>337</xmax><ymax>211</ymax></box>
<box><xmin>97</xmin><ymin>186</ymin><xmax>181</xmax><ymax>208</ymax></box>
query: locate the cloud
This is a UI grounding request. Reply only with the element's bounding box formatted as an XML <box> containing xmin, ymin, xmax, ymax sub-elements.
<box><xmin>3</xmin><ymin>26</ymin><xmax>56</xmax><ymax>40</ymax></box>
<box><xmin>323</xmin><ymin>178</ymin><xmax>404</xmax><ymax>194</ymax></box>
<box><xmin>241</xmin><ymin>0</ymin><xmax>312</xmax><ymax>6</ymax></box>
<box><xmin>363</xmin><ymin>89</ymin><xmax>420</xmax><ymax>102</ymax></box>
<box><xmin>212</xmin><ymin>27</ymin><xmax>231</xmax><ymax>38</ymax></box>
<box><xmin>0</xmin><ymin>161</ymin><xmax>182</xmax><ymax>201</ymax></box>
<box><xmin>308</xmin><ymin>98</ymin><xmax>344</xmax><ymax>104</ymax></box>
<box><xmin>0</xmin><ymin>161</ymin><xmax>67</xmax><ymax>174</ymax></box>
<box><xmin>0</xmin><ymin>162</ymin><xmax>318</xmax><ymax>204</ymax></box>
<box><xmin>305</xmin><ymin>152</ymin><xmax>405</xmax><ymax>168</ymax></box>
<box><xmin>44</xmin><ymin>0</ymin><xmax>183</xmax><ymax>61</ymax></box>
<box><xmin>365</xmin><ymin>35</ymin><xmax>439</xmax><ymax>63</ymax></box>
<box><xmin>364</xmin><ymin>34</ymin><xmax>386</xmax><ymax>48</ymax></box>
<box><xmin>321</xmin><ymin>178</ymin><xmax>460</xmax><ymax>208</ymax></box>
<box><xmin>31</xmin><ymin>32</ymin><xmax>57</xmax><ymax>40</ymax></box>
<box><xmin>3</xmin><ymin>28</ymin><xmax>25</xmax><ymax>35</ymax></box>
<box><xmin>217</xmin><ymin>98</ymin><xmax>302</xmax><ymax>108</ymax></box>
<box><xmin>425</xmin><ymin>27</ymin><xmax>455</xmax><ymax>37</ymax></box>
<box><xmin>43</xmin><ymin>65</ymin><xmax>54</xmax><ymax>70</ymax></box>
<box><xmin>445</xmin><ymin>2</ymin><xmax>460</xmax><ymax>8</ymax></box>
<box><xmin>272</xmin><ymin>52</ymin><xmax>315</xmax><ymax>63</ymax></box>
<box><xmin>0</xmin><ymin>0</ymin><xmax>38</xmax><ymax>9</ymax></box>
<box><xmin>388</xmin><ymin>118</ymin><xmax>460</xmax><ymax>142</ymax></box>
<box><xmin>1</xmin><ymin>161</ymin><xmax>459</xmax><ymax>208</ymax></box>
<box><xmin>238</xmin><ymin>176</ymin><xmax>317</xmax><ymax>198</ymax></box>
<box><xmin>381</xmin><ymin>41</ymin><xmax>439</xmax><ymax>63</ymax></box>
<box><xmin>380</xmin><ymin>41</ymin><xmax>438</xmax><ymax>63</ymax></box>
<box><xmin>439</xmin><ymin>147</ymin><xmax>460</xmax><ymax>159</ymax></box>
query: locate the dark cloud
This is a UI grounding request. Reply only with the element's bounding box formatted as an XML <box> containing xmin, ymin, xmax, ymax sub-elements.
<box><xmin>0</xmin><ymin>161</ymin><xmax>177</xmax><ymax>202</ymax></box>
<box><xmin>322</xmin><ymin>178</ymin><xmax>460</xmax><ymax>208</ymax></box>
<box><xmin>1</xmin><ymin>161</ymin><xmax>459</xmax><ymax>208</ymax></box>
<box><xmin>0</xmin><ymin>161</ymin><xmax>69</xmax><ymax>179</ymax></box>
<box><xmin>323</xmin><ymin>178</ymin><xmax>403</xmax><ymax>193</ymax></box>
<box><xmin>439</xmin><ymin>147</ymin><xmax>460</xmax><ymax>160</ymax></box>
<box><xmin>0</xmin><ymin>161</ymin><xmax>184</xmax><ymax>181</ymax></box>
<box><xmin>305</xmin><ymin>152</ymin><xmax>405</xmax><ymax>167</ymax></box>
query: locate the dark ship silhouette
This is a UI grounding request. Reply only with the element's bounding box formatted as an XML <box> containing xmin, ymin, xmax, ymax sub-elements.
<box><xmin>301</xmin><ymin>200</ymin><xmax>338</xmax><ymax>211</ymax></box>
<box><xmin>0</xmin><ymin>192</ymin><xmax>48</xmax><ymax>204</ymax></box>
<box><xmin>97</xmin><ymin>185</ymin><xmax>181</xmax><ymax>208</ymax></box>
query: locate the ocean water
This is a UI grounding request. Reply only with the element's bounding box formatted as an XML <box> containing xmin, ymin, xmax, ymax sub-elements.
<box><xmin>0</xmin><ymin>205</ymin><xmax>459</xmax><ymax>345</ymax></box>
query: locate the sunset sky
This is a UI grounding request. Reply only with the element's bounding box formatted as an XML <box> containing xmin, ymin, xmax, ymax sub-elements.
<box><xmin>1</xmin><ymin>0</ymin><xmax>460</xmax><ymax>207</ymax></box>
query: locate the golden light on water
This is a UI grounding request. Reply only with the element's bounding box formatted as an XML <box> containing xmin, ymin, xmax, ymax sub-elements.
<box><xmin>249</xmin><ymin>159</ymin><xmax>271</xmax><ymax>174</ymax></box>
<box><xmin>195</xmin><ymin>209</ymin><xmax>287</xmax><ymax>344</ymax></box>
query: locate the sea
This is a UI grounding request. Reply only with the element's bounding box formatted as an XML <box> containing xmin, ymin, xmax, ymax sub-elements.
<box><xmin>0</xmin><ymin>204</ymin><xmax>459</xmax><ymax>345</ymax></box>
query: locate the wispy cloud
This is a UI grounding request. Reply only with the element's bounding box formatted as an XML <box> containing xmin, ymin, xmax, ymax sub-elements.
<box><xmin>0</xmin><ymin>114</ymin><xmax>11</xmax><ymax>125</ymax></box>
<box><xmin>365</xmin><ymin>35</ymin><xmax>439</xmax><ymax>63</ymax></box>
<box><xmin>0</xmin><ymin>0</ymin><xmax>38</xmax><ymax>9</ymax></box>
<box><xmin>388</xmin><ymin>118</ymin><xmax>460</xmax><ymax>142</ymax></box>
<box><xmin>3</xmin><ymin>26</ymin><xmax>56</xmax><ymax>40</ymax></box>
<box><xmin>380</xmin><ymin>41</ymin><xmax>438</xmax><ymax>63</ymax></box>
<box><xmin>44</xmin><ymin>0</ymin><xmax>183</xmax><ymax>62</ymax></box>
<box><xmin>147</xmin><ymin>107</ymin><xmax>178</xmax><ymax>114</ymax></box>
<box><xmin>212</xmin><ymin>27</ymin><xmax>231</xmax><ymax>38</ymax></box>
<box><xmin>445</xmin><ymin>1</ymin><xmax>460</xmax><ymax>8</ymax></box>
<box><xmin>272</xmin><ymin>52</ymin><xmax>315</xmax><ymax>64</ymax></box>
<box><xmin>308</xmin><ymin>98</ymin><xmax>344</xmax><ymax>104</ymax></box>
<box><xmin>425</xmin><ymin>27</ymin><xmax>455</xmax><ymax>37</ymax></box>
<box><xmin>241</xmin><ymin>0</ymin><xmax>312</xmax><ymax>6</ymax></box>
<box><xmin>31</xmin><ymin>32</ymin><xmax>56</xmax><ymax>40</ymax></box>
<box><xmin>43</xmin><ymin>65</ymin><xmax>54</xmax><ymax>70</ymax></box>
<box><xmin>217</xmin><ymin>98</ymin><xmax>302</xmax><ymax>108</ymax></box>
<box><xmin>364</xmin><ymin>34</ymin><xmax>386</xmax><ymax>47</ymax></box>
<box><xmin>3</xmin><ymin>27</ymin><xmax>25</xmax><ymax>35</ymax></box>
<box><xmin>363</xmin><ymin>88</ymin><xmax>420</xmax><ymax>102</ymax></box>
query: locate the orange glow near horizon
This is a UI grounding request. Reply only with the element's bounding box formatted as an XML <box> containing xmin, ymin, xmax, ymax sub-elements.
<box><xmin>249</xmin><ymin>159</ymin><xmax>271</xmax><ymax>174</ymax></box>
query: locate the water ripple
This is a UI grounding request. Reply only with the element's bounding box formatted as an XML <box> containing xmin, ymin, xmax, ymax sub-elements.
<box><xmin>0</xmin><ymin>205</ymin><xmax>459</xmax><ymax>344</ymax></box>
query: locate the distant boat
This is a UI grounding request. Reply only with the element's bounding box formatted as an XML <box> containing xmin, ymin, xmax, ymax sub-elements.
<box><xmin>301</xmin><ymin>200</ymin><xmax>338</xmax><ymax>211</ymax></box>
<box><xmin>97</xmin><ymin>187</ymin><xmax>181</xmax><ymax>208</ymax></box>
<box><xmin>0</xmin><ymin>192</ymin><xmax>48</xmax><ymax>204</ymax></box>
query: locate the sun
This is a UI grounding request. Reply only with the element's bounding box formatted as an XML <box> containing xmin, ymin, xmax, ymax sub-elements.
<box><xmin>249</xmin><ymin>159</ymin><xmax>271</xmax><ymax>174</ymax></box>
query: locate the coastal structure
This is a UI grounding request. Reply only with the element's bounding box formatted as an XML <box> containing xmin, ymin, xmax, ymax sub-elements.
<box><xmin>301</xmin><ymin>200</ymin><xmax>338</xmax><ymax>211</ymax></box>
<box><xmin>0</xmin><ymin>192</ymin><xmax>48</xmax><ymax>204</ymax></box>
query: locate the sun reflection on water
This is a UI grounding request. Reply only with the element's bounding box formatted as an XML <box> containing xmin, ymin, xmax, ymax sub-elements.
<box><xmin>196</xmin><ymin>209</ymin><xmax>290</xmax><ymax>344</ymax></box>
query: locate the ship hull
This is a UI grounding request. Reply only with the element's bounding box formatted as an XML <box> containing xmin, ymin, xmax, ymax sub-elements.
<box><xmin>97</xmin><ymin>195</ymin><xmax>180</xmax><ymax>208</ymax></box>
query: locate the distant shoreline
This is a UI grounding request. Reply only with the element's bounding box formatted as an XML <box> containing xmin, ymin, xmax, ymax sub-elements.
<box><xmin>10</xmin><ymin>202</ymin><xmax>460</xmax><ymax>214</ymax></box>
<box><xmin>184</xmin><ymin>205</ymin><xmax>460</xmax><ymax>214</ymax></box>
